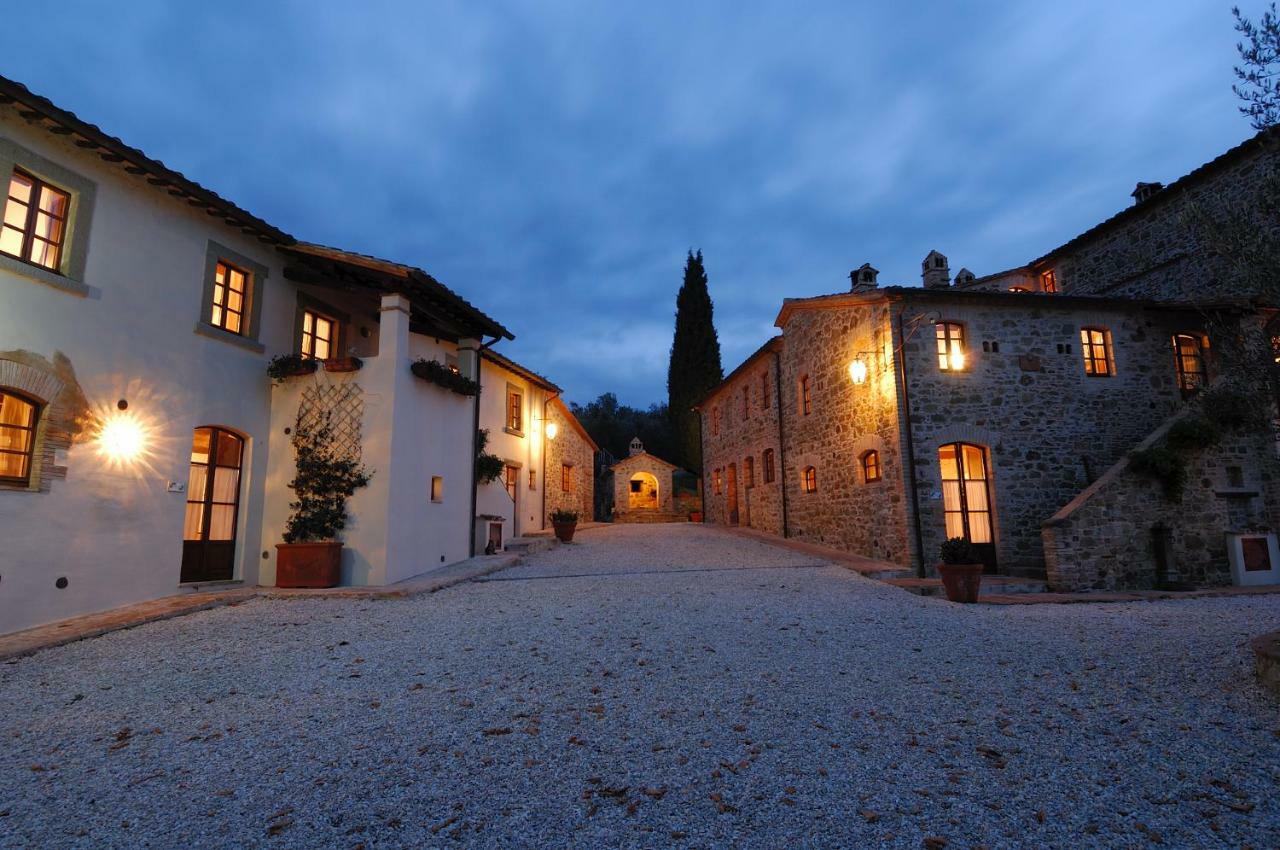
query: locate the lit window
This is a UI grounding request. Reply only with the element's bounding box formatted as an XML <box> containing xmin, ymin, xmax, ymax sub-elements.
<box><xmin>209</xmin><ymin>260</ymin><xmax>249</xmax><ymax>335</ymax></box>
<box><xmin>763</xmin><ymin>449</ymin><xmax>776</xmax><ymax>483</ymax></box>
<box><xmin>1008</xmin><ymin>286</ymin><xmax>1030</xmax><ymax>293</ymax></box>
<box><xmin>1040</xmin><ymin>270</ymin><xmax>1057</xmax><ymax>293</ymax></box>
<box><xmin>1172</xmin><ymin>333</ymin><xmax>1207</xmax><ymax>393</ymax></box>
<box><xmin>713</xmin><ymin>468</ymin><xmax>722</xmax><ymax>495</ymax></box>
<box><xmin>507</xmin><ymin>387</ymin><xmax>523</xmax><ymax>433</ymax></box>
<box><xmin>504</xmin><ymin>465</ymin><xmax>518</xmax><ymax>500</ymax></box>
<box><xmin>1080</xmin><ymin>327</ymin><xmax>1114</xmax><ymax>377</ymax></box>
<box><xmin>744</xmin><ymin>456</ymin><xmax>755</xmax><ymax>489</ymax></box>
<box><xmin>528</xmin><ymin>469</ymin><xmax>537</xmax><ymax>490</ymax></box>
<box><xmin>861</xmin><ymin>450</ymin><xmax>881</xmax><ymax>483</ymax></box>
<box><xmin>0</xmin><ymin>389</ymin><xmax>39</xmax><ymax>485</ymax></box>
<box><xmin>800</xmin><ymin>375</ymin><xmax>812</xmax><ymax>415</ymax></box>
<box><xmin>761</xmin><ymin>371</ymin><xmax>771</xmax><ymax>409</ymax></box>
<box><xmin>562</xmin><ymin>463</ymin><xmax>573</xmax><ymax>493</ymax></box>
<box><xmin>431</xmin><ymin>476</ymin><xmax>443</xmax><ymax>502</ymax></box>
<box><xmin>802</xmin><ymin>466</ymin><xmax>817</xmax><ymax>493</ymax></box>
<box><xmin>1</xmin><ymin>169</ymin><xmax>69</xmax><ymax>272</ymax></box>
<box><xmin>301</xmin><ymin>310</ymin><xmax>337</xmax><ymax>360</ymax></box>
<box><xmin>936</xmin><ymin>322</ymin><xmax>966</xmax><ymax>371</ymax></box>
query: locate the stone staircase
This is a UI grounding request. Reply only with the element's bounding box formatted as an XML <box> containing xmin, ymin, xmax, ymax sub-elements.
<box><xmin>613</xmin><ymin>511</ymin><xmax>689</xmax><ymax>524</ymax></box>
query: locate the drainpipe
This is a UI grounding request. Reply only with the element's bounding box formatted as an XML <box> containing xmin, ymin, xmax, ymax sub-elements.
<box><xmin>895</xmin><ymin>307</ymin><xmax>928</xmax><ymax>578</ymax></box>
<box><xmin>468</xmin><ymin>335</ymin><xmax>502</xmax><ymax>558</ymax></box>
<box><xmin>541</xmin><ymin>390</ymin><xmax>560</xmax><ymax>531</ymax></box>
<box><xmin>772</xmin><ymin>348</ymin><xmax>791</xmax><ymax>538</ymax></box>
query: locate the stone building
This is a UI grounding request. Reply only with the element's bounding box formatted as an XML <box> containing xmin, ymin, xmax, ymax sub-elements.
<box><xmin>610</xmin><ymin>439</ymin><xmax>685</xmax><ymax>522</ymax></box>
<box><xmin>543</xmin><ymin>395</ymin><xmax>598</xmax><ymax>523</ymax></box>
<box><xmin>699</xmin><ymin>127</ymin><xmax>1280</xmax><ymax>590</ymax></box>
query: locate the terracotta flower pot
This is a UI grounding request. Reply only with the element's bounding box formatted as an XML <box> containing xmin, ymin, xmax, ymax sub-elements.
<box><xmin>323</xmin><ymin>356</ymin><xmax>363</xmax><ymax>373</ymax></box>
<box><xmin>937</xmin><ymin>562</ymin><xmax>984</xmax><ymax>603</ymax></box>
<box><xmin>276</xmin><ymin>541</ymin><xmax>343</xmax><ymax>588</ymax></box>
<box><xmin>553</xmin><ymin>521</ymin><xmax>577</xmax><ymax>543</ymax></box>
<box><xmin>689</xmin><ymin>511</ymin><xmax>703</xmax><ymax>523</ymax></box>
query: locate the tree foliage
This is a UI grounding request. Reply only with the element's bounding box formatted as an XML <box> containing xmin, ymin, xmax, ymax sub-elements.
<box><xmin>571</xmin><ymin>392</ymin><xmax>676</xmax><ymax>462</ymax></box>
<box><xmin>475</xmin><ymin>428</ymin><xmax>505</xmax><ymax>485</ymax></box>
<box><xmin>666</xmin><ymin>250</ymin><xmax>723</xmax><ymax>472</ymax></box>
<box><xmin>1234</xmin><ymin>3</ymin><xmax>1280</xmax><ymax>130</ymax></box>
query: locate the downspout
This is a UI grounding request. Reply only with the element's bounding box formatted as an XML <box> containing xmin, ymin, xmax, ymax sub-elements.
<box><xmin>772</xmin><ymin>348</ymin><xmax>791</xmax><ymax>537</ymax></box>
<box><xmin>469</xmin><ymin>335</ymin><xmax>502</xmax><ymax>558</ymax></box>
<box><xmin>895</xmin><ymin>307</ymin><xmax>928</xmax><ymax>578</ymax></box>
<box><xmin>541</xmin><ymin>390</ymin><xmax>560</xmax><ymax>531</ymax></box>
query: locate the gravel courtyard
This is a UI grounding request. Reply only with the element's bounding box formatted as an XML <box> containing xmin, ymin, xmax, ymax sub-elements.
<box><xmin>2</xmin><ymin>523</ymin><xmax>1279</xmax><ymax>849</ymax></box>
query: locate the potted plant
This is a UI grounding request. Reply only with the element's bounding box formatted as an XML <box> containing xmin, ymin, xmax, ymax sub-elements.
<box><xmin>551</xmin><ymin>508</ymin><xmax>579</xmax><ymax>543</ymax></box>
<box><xmin>937</xmin><ymin>537</ymin><xmax>984</xmax><ymax>603</ymax></box>
<box><xmin>275</xmin><ymin>412</ymin><xmax>372</xmax><ymax>588</ymax></box>
<box><xmin>410</xmin><ymin>358</ymin><xmax>480</xmax><ymax>396</ymax></box>
<box><xmin>689</xmin><ymin>509</ymin><xmax>703</xmax><ymax>523</ymax></box>
<box><xmin>267</xmin><ymin>354</ymin><xmax>318</xmax><ymax>384</ymax></box>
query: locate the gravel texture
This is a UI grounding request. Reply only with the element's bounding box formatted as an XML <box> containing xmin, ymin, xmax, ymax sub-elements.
<box><xmin>2</xmin><ymin>523</ymin><xmax>1279</xmax><ymax>848</ymax></box>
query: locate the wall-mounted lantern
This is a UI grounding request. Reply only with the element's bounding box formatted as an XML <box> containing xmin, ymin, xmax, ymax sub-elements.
<box><xmin>545</xmin><ymin>422</ymin><xmax>559</xmax><ymax>440</ymax></box>
<box><xmin>848</xmin><ymin>358</ymin><xmax>869</xmax><ymax>385</ymax></box>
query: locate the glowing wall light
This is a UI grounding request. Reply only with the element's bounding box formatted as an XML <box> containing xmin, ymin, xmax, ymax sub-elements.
<box><xmin>848</xmin><ymin>358</ymin><xmax>868</xmax><ymax>385</ymax></box>
<box><xmin>545</xmin><ymin>422</ymin><xmax>559</xmax><ymax>440</ymax></box>
<box><xmin>96</xmin><ymin>411</ymin><xmax>149</xmax><ymax>465</ymax></box>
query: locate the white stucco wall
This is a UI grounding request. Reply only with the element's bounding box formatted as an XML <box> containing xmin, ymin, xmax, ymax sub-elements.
<box><xmin>0</xmin><ymin>113</ymin><xmax>294</xmax><ymax>634</ymax></box>
<box><xmin>475</xmin><ymin>358</ymin><xmax>550</xmax><ymax>544</ymax></box>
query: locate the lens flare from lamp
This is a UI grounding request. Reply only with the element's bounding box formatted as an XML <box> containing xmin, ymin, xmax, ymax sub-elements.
<box><xmin>848</xmin><ymin>359</ymin><xmax>868</xmax><ymax>385</ymax></box>
<box><xmin>545</xmin><ymin>422</ymin><xmax>559</xmax><ymax>440</ymax></box>
<box><xmin>949</xmin><ymin>350</ymin><xmax>966</xmax><ymax>371</ymax></box>
<box><xmin>98</xmin><ymin>412</ymin><xmax>147</xmax><ymax>463</ymax></box>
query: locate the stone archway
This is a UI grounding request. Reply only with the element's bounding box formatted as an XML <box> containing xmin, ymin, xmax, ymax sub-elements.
<box><xmin>628</xmin><ymin>471</ymin><xmax>659</xmax><ymax>510</ymax></box>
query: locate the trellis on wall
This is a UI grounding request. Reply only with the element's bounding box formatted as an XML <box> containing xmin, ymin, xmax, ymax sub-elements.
<box><xmin>296</xmin><ymin>381</ymin><xmax>364</xmax><ymax>462</ymax></box>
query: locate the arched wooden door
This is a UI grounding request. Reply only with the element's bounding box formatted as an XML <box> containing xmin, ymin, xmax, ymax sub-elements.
<box><xmin>181</xmin><ymin>426</ymin><xmax>244</xmax><ymax>583</ymax></box>
<box><xmin>938</xmin><ymin>442</ymin><xmax>997</xmax><ymax>573</ymax></box>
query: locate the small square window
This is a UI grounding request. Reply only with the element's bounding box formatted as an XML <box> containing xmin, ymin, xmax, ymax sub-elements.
<box><xmin>430</xmin><ymin>476</ymin><xmax>443</xmax><ymax>502</ymax></box>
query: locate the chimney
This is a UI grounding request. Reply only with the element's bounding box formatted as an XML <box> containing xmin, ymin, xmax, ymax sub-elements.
<box><xmin>921</xmin><ymin>250</ymin><xmax>950</xmax><ymax>289</ymax></box>
<box><xmin>850</xmin><ymin>263</ymin><xmax>879</xmax><ymax>293</ymax></box>
<box><xmin>953</xmin><ymin>268</ymin><xmax>976</xmax><ymax>288</ymax></box>
<box><xmin>1131</xmin><ymin>181</ymin><xmax>1164</xmax><ymax>205</ymax></box>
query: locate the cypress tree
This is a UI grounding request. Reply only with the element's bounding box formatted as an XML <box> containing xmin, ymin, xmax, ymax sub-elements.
<box><xmin>667</xmin><ymin>250</ymin><xmax>723</xmax><ymax>472</ymax></box>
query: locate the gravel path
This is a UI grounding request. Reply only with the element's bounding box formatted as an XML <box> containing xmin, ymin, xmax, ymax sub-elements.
<box><xmin>2</xmin><ymin>523</ymin><xmax>1278</xmax><ymax>848</ymax></box>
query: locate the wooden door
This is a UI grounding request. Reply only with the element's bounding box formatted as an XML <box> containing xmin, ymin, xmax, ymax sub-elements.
<box><xmin>180</xmin><ymin>427</ymin><xmax>243</xmax><ymax>583</ymax></box>
<box><xmin>939</xmin><ymin>442</ymin><xmax>998</xmax><ymax>573</ymax></box>
<box><xmin>727</xmin><ymin>463</ymin><xmax>739</xmax><ymax>526</ymax></box>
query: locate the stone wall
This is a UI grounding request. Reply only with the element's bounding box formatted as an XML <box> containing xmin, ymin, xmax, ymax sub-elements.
<box><xmin>1047</xmin><ymin>133</ymin><xmax>1279</xmax><ymax>302</ymax></box>
<box><xmin>700</xmin><ymin>343</ymin><xmax>786</xmax><ymax>536</ymax></box>
<box><xmin>777</xmin><ymin>301</ymin><xmax>911</xmax><ymax>564</ymax></box>
<box><xmin>544</xmin><ymin>400</ymin><xmax>595</xmax><ymax>524</ymax></box>
<box><xmin>1043</xmin><ymin>415</ymin><xmax>1280</xmax><ymax>590</ymax></box>
<box><xmin>610</xmin><ymin>453</ymin><xmax>677</xmax><ymax>520</ymax></box>
<box><xmin>899</xmin><ymin>294</ymin><xmax>1199</xmax><ymax>576</ymax></box>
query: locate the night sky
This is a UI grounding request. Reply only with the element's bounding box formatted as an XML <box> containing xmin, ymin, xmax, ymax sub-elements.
<box><xmin>1</xmin><ymin>2</ymin><xmax>1256</xmax><ymax>405</ymax></box>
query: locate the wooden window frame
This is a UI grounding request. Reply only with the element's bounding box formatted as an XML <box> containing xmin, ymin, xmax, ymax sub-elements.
<box><xmin>802</xmin><ymin>466</ymin><xmax>817</xmax><ymax>494</ymax></box>
<box><xmin>1172</xmin><ymin>333</ymin><xmax>1207</xmax><ymax>394</ymax></box>
<box><xmin>561</xmin><ymin>463</ymin><xmax>573</xmax><ymax>493</ymax></box>
<box><xmin>0</xmin><ymin>388</ymin><xmax>40</xmax><ymax>486</ymax></box>
<box><xmin>744</xmin><ymin>456</ymin><xmax>755</xmax><ymax>489</ymax></box>
<box><xmin>506</xmin><ymin>384</ymin><xmax>524</xmax><ymax>435</ymax></box>
<box><xmin>504</xmin><ymin>464</ymin><xmax>518</xmax><ymax>501</ymax></box>
<box><xmin>761</xmin><ymin>370</ymin><xmax>771</xmax><ymax>410</ymax></box>
<box><xmin>861</xmin><ymin>450</ymin><xmax>881</xmax><ymax>483</ymax></box>
<box><xmin>935</xmin><ymin>322</ymin><xmax>966</xmax><ymax>371</ymax></box>
<box><xmin>1080</xmin><ymin>327</ymin><xmax>1115</xmax><ymax>377</ymax></box>
<box><xmin>209</xmin><ymin>259</ymin><xmax>250</xmax><ymax>335</ymax></box>
<box><xmin>300</xmin><ymin>308</ymin><xmax>340</xmax><ymax>360</ymax></box>
<box><xmin>2</xmin><ymin>168</ymin><xmax>70</xmax><ymax>273</ymax></box>
<box><xmin>1040</xmin><ymin>269</ymin><xmax>1057</xmax><ymax>293</ymax></box>
<box><xmin>762</xmin><ymin>448</ymin><xmax>776</xmax><ymax>484</ymax></box>
<box><xmin>184</xmin><ymin>426</ymin><xmax>244</xmax><ymax>546</ymax></box>
<box><xmin>799</xmin><ymin>375</ymin><xmax>812</xmax><ymax>416</ymax></box>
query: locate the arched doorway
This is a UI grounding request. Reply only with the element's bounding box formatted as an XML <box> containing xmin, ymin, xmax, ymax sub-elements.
<box><xmin>181</xmin><ymin>426</ymin><xmax>244</xmax><ymax>583</ymax></box>
<box><xmin>628</xmin><ymin>471</ymin><xmax>659</xmax><ymax>510</ymax></box>
<box><xmin>938</xmin><ymin>442</ymin><xmax>997</xmax><ymax>573</ymax></box>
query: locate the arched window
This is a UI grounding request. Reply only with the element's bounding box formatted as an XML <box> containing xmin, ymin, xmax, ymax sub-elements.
<box><xmin>0</xmin><ymin>389</ymin><xmax>39</xmax><ymax>485</ymax></box>
<box><xmin>935</xmin><ymin>322</ymin><xmax>966</xmax><ymax>371</ymax></box>
<box><xmin>861</xmin><ymin>450</ymin><xmax>881</xmax><ymax>483</ymax></box>
<box><xmin>802</xmin><ymin>466</ymin><xmax>817</xmax><ymax>493</ymax></box>
<box><xmin>762</xmin><ymin>448</ymin><xmax>776</xmax><ymax>483</ymax></box>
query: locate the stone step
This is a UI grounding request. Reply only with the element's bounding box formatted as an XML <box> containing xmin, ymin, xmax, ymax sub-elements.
<box><xmin>613</xmin><ymin>512</ymin><xmax>689</xmax><ymax>524</ymax></box>
<box><xmin>503</xmin><ymin>536</ymin><xmax>557</xmax><ymax>555</ymax></box>
<box><xmin>883</xmin><ymin>575</ymin><xmax>1048</xmax><ymax>597</ymax></box>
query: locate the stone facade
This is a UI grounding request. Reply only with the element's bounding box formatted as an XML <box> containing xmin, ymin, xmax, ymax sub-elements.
<box><xmin>1043</xmin><ymin>413</ymin><xmax>1280</xmax><ymax>590</ymax></box>
<box><xmin>544</xmin><ymin>396</ymin><xmax>596</xmax><ymax>523</ymax></box>
<box><xmin>611</xmin><ymin>446</ymin><xmax>682</xmax><ymax>522</ymax></box>
<box><xmin>698</xmin><ymin>338</ymin><xmax>787</xmax><ymax>537</ymax></box>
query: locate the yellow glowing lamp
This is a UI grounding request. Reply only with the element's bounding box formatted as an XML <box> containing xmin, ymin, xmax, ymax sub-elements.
<box><xmin>98</xmin><ymin>413</ymin><xmax>147</xmax><ymax>463</ymax></box>
<box><xmin>848</xmin><ymin>358</ymin><xmax>868</xmax><ymax>385</ymax></box>
<box><xmin>545</xmin><ymin>422</ymin><xmax>559</xmax><ymax>440</ymax></box>
<box><xmin>949</xmin><ymin>350</ymin><xmax>966</xmax><ymax>371</ymax></box>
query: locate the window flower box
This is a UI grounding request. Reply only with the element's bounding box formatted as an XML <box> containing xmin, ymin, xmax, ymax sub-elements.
<box><xmin>323</xmin><ymin>356</ymin><xmax>363</xmax><ymax>373</ymax></box>
<box><xmin>267</xmin><ymin>354</ymin><xmax>319</xmax><ymax>383</ymax></box>
<box><xmin>411</xmin><ymin>358</ymin><xmax>479</xmax><ymax>396</ymax></box>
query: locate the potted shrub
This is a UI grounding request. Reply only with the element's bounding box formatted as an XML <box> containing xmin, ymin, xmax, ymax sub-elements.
<box><xmin>267</xmin><ymin>354</ymin><xmax>318</xmax><ymax>384</ymax></box>
<box><xmin>551</xmin><ymin>508</ymin><xmax>579</xmax><ymax>543</ymax></box>
<box><xmin>275</xmin><ymin>412</ymin><xmax>372</xmax><ymax>588</ymax></box>
<box><xmin>937</xmin><ymin>537</ymin><xmax>984</xmax><ymax>603</ymax></box>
